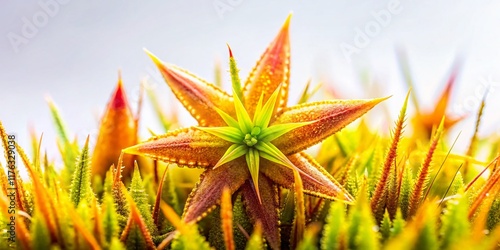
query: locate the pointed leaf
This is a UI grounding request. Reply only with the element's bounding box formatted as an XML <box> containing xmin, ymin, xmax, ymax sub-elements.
<box><xmin>298</xmin><ymin>80</ymin><xmax>321</xmax><ymax>104</ymax></box>
<box><xmin>233</xmin><ymin>86</ymin><xmax>253</xmax><ymax>134</ymax></box>
<box><xmin>46</xmin><ymin>96</ymin><xmax>78</xmax><ymax>174</ymax></box>
<box><xmin>228</xmin><ymin>45</ymin><xmax>243</xmax><ymax>103</ymax></box>
<box><xmin>272</xmin><ymin>98</ymin><xmax>388</xmax><ymax>155</ymax></box>
<box><xmin>129</xmin><ymin>164</ymin><xmax>158</xmax><ymax>235</ymax></box>
<box><xmin>153</xmin><ymin>165</ymin><xmax>169</xmax><ymax>229</ymax></box>
<box><xmin>145</xmin><ymin>49</ymin><xmax>234</xmax><ymax>127</ymax></box>
<box><xmin>215</xmin><ymin>144</ymin><xmax>248</xmax><ymax>168</ymax></box>
<box><xmin>245</xmin><ymin>148</ymin><xmax>261</xmax><ymax>203</ymax></box>
<box><xmin>261</xmin><ymin>153</ymin><xmax>354</xmax><ymax>203</ymax></box>
<box><xmin>416</xmin><ymin>60</ymin><xmax>464</xmax><ymax>136</ymax></box>
<box><xmin>197</xmin><ymin>126</ymin><xmax>243</xmax><ymax>144</ymax></box>
<box><xmin>214</xmin><ymin>106</ymin><xmax>240</xmax><ymax>128</ymax></box>
<box><xmin>183</xmin><ymin>158</ymin><xmax>249</xmax><ymax>222</ymax></box>
<box><xmin>241</xmin><ymin>177</ymin><xmax>281</xmax><ymax>250</ymax></box>
<box><xmin>221</xmin><ymin>187</ymin><xmax>235</xmax><ymax>250</ymax></box>
<box><xmin>123</xmin><ymin>127</ymin><xmax>232</xmax><ymax>168</ymax></box>
<box><xmin>260</xmin><ymin>121</ymin><xmax>313</xmax><ymax>142</ymax></box>
<box><xmin>371</xmin><ymin>91</ymin><xmax>409</xmax><ymax>220</ymax></box>
<box><xmin>13</xmin><ymin>137</ymin><xmax>59</xmax><ymax>243</ymax></box>
<box><xmin>120</xmin><ymin>195</ymin><xmax>156</xmax><ymax>250</ymax></box>
<box><xmin>255</xmin><ymin>141</ymin><xmax>295</xmax><ymax>170</ymax></box>
<box><xmin>92</xmin><ymin>76</ymin><xmax>137</xmax><ymax>180</ymax></box>
<box><xmin>463</xmin><ymin>94</ymin><xmax>486</xmax><ymax>178</ymax></box>
<box><xmin>0</xmin><ymin>123</ymin><xmax>29</xmax><ymax>213</ymax></box>
<box><xmin>243</xmin><ymin>14</ymin><xmax>291</xmax><ymax>117</ymax></box>
<box><xmin>70</xmin><ymin>136</ymin><xmax>94</xmax><ymax>206</ymax></box>
<box><xmin>390</xmin><ymin>209</ymin><xmax>405</xmax><ymax>238</ymax></box>
<box><xmin>254</xmin><ymin>85</ymin><xmax>281</xmax><ymax>129</ymax></box>
<box><xmin>408</xmin><ymin>118</ymin><xmax>444</xmax><ymax>217</ymax></box>
<box><xmin>253</xmin><ymin>93</ymin><xmax>264</xmax><ymax>123</ymax></box>
<box><xmin>380</xmin><ymin>211</ymin><xmax>391</xmax><ymax>242</ymax></box>
<box><xmin>112</xmin><ymin>164</ymin><xmax>130</xmax><ymax>221</ymax></box>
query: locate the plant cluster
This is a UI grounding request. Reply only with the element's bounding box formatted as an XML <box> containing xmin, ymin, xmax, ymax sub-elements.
<box><xmin>1</xmin><ymin>14</ymin><xmax>499</xmax><ymax>249</ymax></box>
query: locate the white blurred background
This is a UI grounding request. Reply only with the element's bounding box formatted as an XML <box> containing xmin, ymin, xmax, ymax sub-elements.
<box><xmin>1</xmin><ymin>0</ymin><xmax>500</xmax><ymax>162</ymax></box>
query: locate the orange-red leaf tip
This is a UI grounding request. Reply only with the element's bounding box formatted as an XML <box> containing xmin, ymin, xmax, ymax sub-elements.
<box><xmin>110</xmin><ymin>76</ymin><xmax>128</xmax><ymax>110</ymax></box>
<box><xmin>227</xmin><ymin>43</ymin><xmax>234</xmax><ymax>58</ymax></box>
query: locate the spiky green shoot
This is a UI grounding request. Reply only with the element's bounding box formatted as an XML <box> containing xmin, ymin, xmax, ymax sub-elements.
<box><xmin>197</xmin><ymin>55</ymin><xmax>312</xmax><ymax>203</ymax></box>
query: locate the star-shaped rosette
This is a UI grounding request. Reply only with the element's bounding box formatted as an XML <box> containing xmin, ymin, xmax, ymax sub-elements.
<box><xmin>124</xmin><ymin>15</ymin><xmax>386</xmax><ymax>249</ymax></box>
